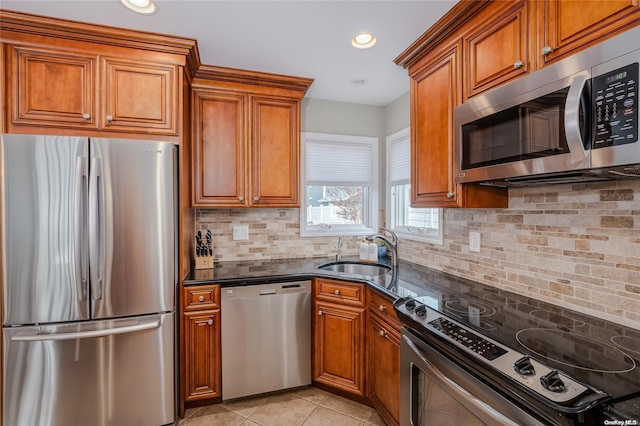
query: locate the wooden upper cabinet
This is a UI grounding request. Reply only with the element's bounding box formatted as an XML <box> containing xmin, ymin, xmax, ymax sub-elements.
<box><xmin>8</xmin><ymin>48</ymin><xmax>180</xmax><ymax>136</ymax></box>
<box><xmin>192</xmin><ymin>89</ymin><xmax>247</xmax><ymax>207</ymax></box>
<box><xmin>10</xmin><ymin>46</ymin><xmax>96</xmax><ymax>130</ymax></box>
<box><xmin>537</xmin><ymin>0</ymin><xmax>640</xmax><ymax>68</ymax></box>
<box><xmin>101</xmin><ymin>58</ymin><xmax>178</xmax><ymax>135</ymax></box>
<box><xmin>410</xmin><ymin>43</ymin><xmax>462</xmax><ymax>208</ymax></box>
<box><xmin>190</xmin><ymin>65</ymin><xmax>313</xmax><ymax>208</ymax></box>
<box><xmin>250</xmin><ymin>96</ymin><xmax>300</xmax><ymax>207</ymax></box>
<box><xmin>463</xmin><ymin>0</ymin><xmax>531</xmax><ymax>99</ymax></box>
<box><xmin>1</xmin><ymin>10</ymin><xmax>195</xmax><ymax>138</ymax></box>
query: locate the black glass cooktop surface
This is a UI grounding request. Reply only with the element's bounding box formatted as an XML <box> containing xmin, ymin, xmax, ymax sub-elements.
<box><xmin>389</xmin><ymin>262</ymin><xmax>640</xmax><ymax>403</ymax></box>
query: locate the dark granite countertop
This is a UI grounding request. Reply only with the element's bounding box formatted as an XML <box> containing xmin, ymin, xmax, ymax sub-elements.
<box><xmin>183</xmin><ymin>255</ymin><xmax>640</xmax><ymax>405</ymax></box>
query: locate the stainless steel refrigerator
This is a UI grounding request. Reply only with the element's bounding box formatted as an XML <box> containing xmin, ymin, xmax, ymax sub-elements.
<box><xmin>1</xmin><ymin>134</ymin><xmax>177</xmax><ymax>426</ymax></box>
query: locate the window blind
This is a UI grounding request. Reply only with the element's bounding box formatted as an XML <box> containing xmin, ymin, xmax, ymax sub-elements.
<box><xmin>306</xmin><ymin>140</ymin><xmax>373</xmax><ymax>185</ymax></box>
<box><xmin>389</xmin><ymin>137</ymin><xmax>410</xmax><ymax>185</ymax></box>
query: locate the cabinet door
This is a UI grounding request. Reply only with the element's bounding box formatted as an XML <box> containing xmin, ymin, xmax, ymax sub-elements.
<box><xmin>464</xmin><ymin>0</ymin><xmax>530</xmax><ymax>99</ymax></box>
<box><xmin>368</xmin><ymin>314</ymin><xmax>401</xmax><ymax>426</ymax></box>
<box><xmin>10</xmin><ymin>46</ymin><xmax>96</xmax><ymax>129</ymax></box>
<box><xmin>411</xmin><ymin>43</ymin><xmax>461</xmax><ymax>208</ymax></box>
<box><xmin>538</xmin><ymin>0</ymin><xmax>640</xmax><ymax>67</ymax></box>
<box><xmin>184</xmin><ymin>310</ymin><xmax>221</xmax><ymax>401</ymax></box>
<box><xmin>101</xmin><ymin>58</ymin><xmax>178</xmax><ymax>135</ymax></box>
<box><xmin>313</xmin><ymin>300</ymin><xmax>366</xmax><ymax>396</ymax></box>
<box><xmin>250</xmin><ymin>96</ymin><xmax>300</xmax><ymax>207</ymax></box>
<box><xmin>192</xmin><ymin>90</ymin><xmax>247</xmax><ymax>207</ymax></box>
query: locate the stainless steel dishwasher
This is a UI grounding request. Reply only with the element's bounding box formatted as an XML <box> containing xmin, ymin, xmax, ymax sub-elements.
<box><xmin>221</xmin><ymin>280</ymin><xmax>312</xmax><ymax>400</ymax></box>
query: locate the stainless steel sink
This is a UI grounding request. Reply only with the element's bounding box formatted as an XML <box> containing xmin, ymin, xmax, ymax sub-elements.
<box><xmin>318</xmin><ymin>261</ymin><xmax>391</xmax><ymax>277</ymax></box>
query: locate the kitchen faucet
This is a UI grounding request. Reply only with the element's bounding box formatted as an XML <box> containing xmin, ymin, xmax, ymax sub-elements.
<box><xmin>365</xmin><ymin>228</ymin><xmax>399</xmax><ymax>267</ymax></box>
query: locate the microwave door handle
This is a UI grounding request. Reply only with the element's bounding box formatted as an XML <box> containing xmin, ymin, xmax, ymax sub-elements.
<box><xmin>564</xmin><ymin>74</ymin><xmax>588</xmax><ymax>162</ymax></box>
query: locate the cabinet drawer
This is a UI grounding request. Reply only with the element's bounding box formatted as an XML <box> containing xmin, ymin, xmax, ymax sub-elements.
<box><xmin>369</xmin><ymin>289</ymin><xmax>400</xmax><ymax>328</ymax></box>
<box><xmin>184</xmin><ymin>285</ymin><xmax>220</xmax><ymax>311</ymax></box>
<box><xmin>314</xmin><ymin>278</ymin><xmax>365</xmax><ymax>307</ymax></box>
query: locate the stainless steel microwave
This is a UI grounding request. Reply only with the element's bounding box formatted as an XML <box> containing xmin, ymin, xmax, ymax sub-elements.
<box><xmin>454</xmin><ymin>26</ymin><xmax>640</xmax><ymax>187</ymax></box>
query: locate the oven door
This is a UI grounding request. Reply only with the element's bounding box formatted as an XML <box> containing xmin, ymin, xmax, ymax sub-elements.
<box><xmin>400</xmin><ymin>327</ymin><xmax>546</xmax><ymax>426</ymax></box>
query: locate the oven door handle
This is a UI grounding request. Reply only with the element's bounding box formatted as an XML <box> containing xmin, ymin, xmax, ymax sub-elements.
<box><xmin>402</xmin><ymin>335</ymin><xmax>523</xmax><ymax>426</ymax></box>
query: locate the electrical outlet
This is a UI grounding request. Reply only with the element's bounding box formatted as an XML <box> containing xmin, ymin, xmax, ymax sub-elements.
<box><xmin>233</xmin><ymin>225</ymin><xmax>249</xmax><ymax>241</ymax></box>
<box><xmin>469</xmin><ymin>231</ymin><xmax>481</xmax><ymax>252</ymax></box>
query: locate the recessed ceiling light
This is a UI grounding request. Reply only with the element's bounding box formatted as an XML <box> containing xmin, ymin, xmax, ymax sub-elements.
<box><xmin>119</xmin><ymin>0</ymin><xmax>157</xmax><ymax>15</ymax></box>
<box><xmin>351</xmin><ymin>32</ymin><xmax>377</xmax><ymax>49</ymax></box>
<box><xmin>351</xmin><ymin>78</ymin><xmax>367</xmax><ymax>86</ymax></box>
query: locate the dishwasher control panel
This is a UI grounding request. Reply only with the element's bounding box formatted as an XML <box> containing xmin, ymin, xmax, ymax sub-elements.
<box><xmin>221</xmin><ymin>280</ymin><xmax>312</xmax><ymax>299</ymax></box>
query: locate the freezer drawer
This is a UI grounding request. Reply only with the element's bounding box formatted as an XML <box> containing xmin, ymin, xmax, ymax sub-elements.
<box><xmin>3</xmin><ymin>313</ymin><xmax>175</xmax><ymax>426</ymax></box>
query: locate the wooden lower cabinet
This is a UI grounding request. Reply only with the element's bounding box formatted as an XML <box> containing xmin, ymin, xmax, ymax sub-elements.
<box><xmin>367</xmin><ymin>289</ymin><xmax>401</xmax><ymax>426</ymax></box>
<box><xmin>183</xmin><ymin>285</ymin><xmax>221</xmax><ymax>404</ymax></box>
<box><xmin>312</xmin><ymin>279</ymin><xmax>366</xmax><ymax>397</ymax></box>
<box><xmin>183</xmin><ymin>310</ymin><xmax>221</xmax><ymax>401</ymax></box>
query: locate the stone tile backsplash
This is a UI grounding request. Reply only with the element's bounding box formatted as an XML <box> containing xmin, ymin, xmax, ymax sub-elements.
<box><xmin>195</xmin><ymin>180</ymin><xmax>640</xmax><ymax>328</ymax></box>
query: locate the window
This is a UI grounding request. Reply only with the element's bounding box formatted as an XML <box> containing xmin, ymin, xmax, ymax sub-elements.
<box><xmin>386</xmin><ymin>128</ymin><xmax>443</xmax><ymax>244</ymax></box>
<box><xmin>301</xmin><ymin>132</ymin><xmax>378</xmax><ymax>236</ymax></box>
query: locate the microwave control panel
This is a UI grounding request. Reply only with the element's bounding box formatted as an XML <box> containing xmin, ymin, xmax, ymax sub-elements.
<box><xmin>593</xmin><ymin>62</ymin><xmax>638</xmax><ymax>148</ymax></box>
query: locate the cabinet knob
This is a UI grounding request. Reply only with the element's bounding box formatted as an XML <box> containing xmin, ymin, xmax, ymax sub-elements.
<box><xmin>378</xmin><ymin>305</ymin><xmax>385</xmax><ymax>311</ymax></box>
<box><xmin>334</xmin><ymin>289</ymin><xmax>340</xmax><ymax>295</ymax></box>
<box><xmin>238</xmin><ymin>196</ymin><xmax>244</xmax><ymax>202</ymax></box>
<box><xmin>513</xmin><ymin>60</ymin><xmax>524</xmax><ymax>69</ymax></box>
<box><xmin>198</xmin><ymin>296</ymin><xmax>205</xmax><ymax>302</ymax></box>
<box><xmin>82</xmin><ymin>113</ymin><xmax>91</xmax><ymax>120</ymax></box>
<box><xmin>105</xmin><ymin>115</ymin><xmax>114</xmax><ymax>122</ymax></box>
<box><xmin>318</xmin><ymin>310</ymin><xmax>323</xmax><ymax>316</ymax></box>
<box><xmin>541</xmin><ymin>46</ymin><xmax>553</xmax><ymax>56</ymax></box>
<box><xmin>379</xmin><ymin>329</ymin><xmax>387</xmax><ymax>337</ymax></box>
<box><xmin>447</xmin><ymin>192</ymin><xmax>454</xmax><ymax>199</ymax></box>
<box><xmin>254</xmin><ymin>196</ymin><xmax>260</xmax><ymax>202</ymax></box>
<box><xmin>207</xmin><ymin>319</ymin><xmax>213</xmax><ymax>325</ymax></box>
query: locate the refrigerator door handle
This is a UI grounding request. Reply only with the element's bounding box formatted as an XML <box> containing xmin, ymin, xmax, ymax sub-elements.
<box><xmin>89</xmin><ymin>157</ymin><xmax>104</xmax><ymax>300</ymax></box>
<box><xmin>10</xmin><ymin>319</ymin><xmax>161</xmax><ymax>342</ymax></box>
<box><xmin>75</xmin><ymin>156</ymin><xmax>89</xmax><ymax>300</ymax></box>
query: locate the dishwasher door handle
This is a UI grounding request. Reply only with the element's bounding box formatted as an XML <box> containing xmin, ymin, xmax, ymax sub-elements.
<box><xmin>260</xmin><ymin>289</ymin><xmax>277</xmax><ymax>295</ymax></box>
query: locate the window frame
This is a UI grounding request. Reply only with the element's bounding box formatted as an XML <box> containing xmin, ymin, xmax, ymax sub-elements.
<box><xmin>300</xmin><ymin>132</ymin><xmax>378</xmax><ymax>237</ymax></box>
<box><xmin>385</xmin><ymin>127</ymin><xmax>444</xmax><ymax>245</ymax></box>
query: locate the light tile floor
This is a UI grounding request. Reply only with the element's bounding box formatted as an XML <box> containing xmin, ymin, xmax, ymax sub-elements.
<box><xmin>179</xmin><ymin>387</ymin><xmax>387</xmax><ymax>426</ymax></box>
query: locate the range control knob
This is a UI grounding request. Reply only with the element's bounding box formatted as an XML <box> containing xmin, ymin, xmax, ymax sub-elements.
<box><xmin>405</xmin><ymin>299</ymin><xmax>416</xmax><ymax>310</ymax></box>
<box><xmin>514</xmin><ymin>356</ymin><xmax>536</xmax><ymax>376</ymax></box>
<box><xmin>415</xmin><ymin>305</ymin><xmax>427</xmax><ymax>317</ymax></box>
<box><xmin>540</xmin><ymin>370</ymin><xmax>566</xmax><ymax>393</ymax></box>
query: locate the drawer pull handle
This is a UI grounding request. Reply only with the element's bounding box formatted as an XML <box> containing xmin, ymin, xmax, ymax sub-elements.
<box><xmin>105</xmin><ymin>115</ymin><xmax>114</xmax><ymax>122</ymax></box>
<box><xmin>318</xmin><ymin>310</ymin><xmax>323</xmax><ymax>316</ymax></box>
<box><xmin>82</xmin><ymin>113</ymin><xmax>91</xmax><ymax>120</ymax></box>
<box><xmin>207</xmin><ymin>319</ymin><xmax>213</xmax><ymax>325</ymax></box>
<box><xmin>379</xmin><ymin>329</ymin><xmax>387</xmax><ymax>337</ymax></box>
<box><xmin>542</xmin><ymin>45</ymin><xmax>553</xmax><ymax>56</ymax></box>
<box><xmin>334</xmin><ymin>289</ymin><xmax>340</xmax><ymax>295</ymax></box>
<box><xmin>513</xmin><ymin>60</ymin><xmax>524</xmax><ymax>69</ymax></box>
<box><xmin>447</xmin><ymin>192</ymin><xmax>454</xmax><ymax>199</ymax></box>
<box><xmin>198</xmin><ymin>296</ymin><xmax>205</xmax><ymax>302</ymax></box>
<box><xmin>254</xmin><ymin>196</ymin><xmax>260</xmax><ymax>202</ymax></box>
<box><xmin>378</xmin><ymin>305</ymin><xmax>385</xmax><ymax>311</ymax></box>
<box><xmin>238</xmin><ymin>196</ymin><xmax>244</xmax><ymax>202</ymax></box>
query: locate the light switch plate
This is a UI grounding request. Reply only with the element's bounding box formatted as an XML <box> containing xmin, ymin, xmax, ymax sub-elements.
<box><xmin>233</xmin><ymin>225</ymin><xmax>249</xmax><ymax>241</ymax></box>
<box><xmin>469</xmin><ymin>231</ymin><xmax>481</xmax><ymax>252</ymax></box>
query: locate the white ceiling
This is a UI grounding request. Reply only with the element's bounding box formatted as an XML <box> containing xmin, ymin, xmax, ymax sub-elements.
<box><xmin>1</xmin><ymin>0</ymin><xmax>458</xmax><ymax>106</ymax></box>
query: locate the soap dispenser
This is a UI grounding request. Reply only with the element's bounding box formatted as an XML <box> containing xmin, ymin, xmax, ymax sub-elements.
<box><xmin>359</xmin><ymin>240</ymin><xmax>369</xmax><ymax>261</ymax></box>
<box><xmin>367</xmin><ymin>241</ymin><xmax>378</xmax><ymax>262</ymax></box>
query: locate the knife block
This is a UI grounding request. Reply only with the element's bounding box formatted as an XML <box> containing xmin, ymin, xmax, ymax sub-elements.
<box><xmin>195</xmin><ymin>255</ymin><xmax>213</xmax><ymax>270</ymax></box>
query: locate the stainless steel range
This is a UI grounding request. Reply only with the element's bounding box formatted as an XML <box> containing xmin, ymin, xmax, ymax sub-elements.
<box><xmin>393</xmin><ymin>287</ymin><xmax>640</xmax><ymax>425</ymax></box>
